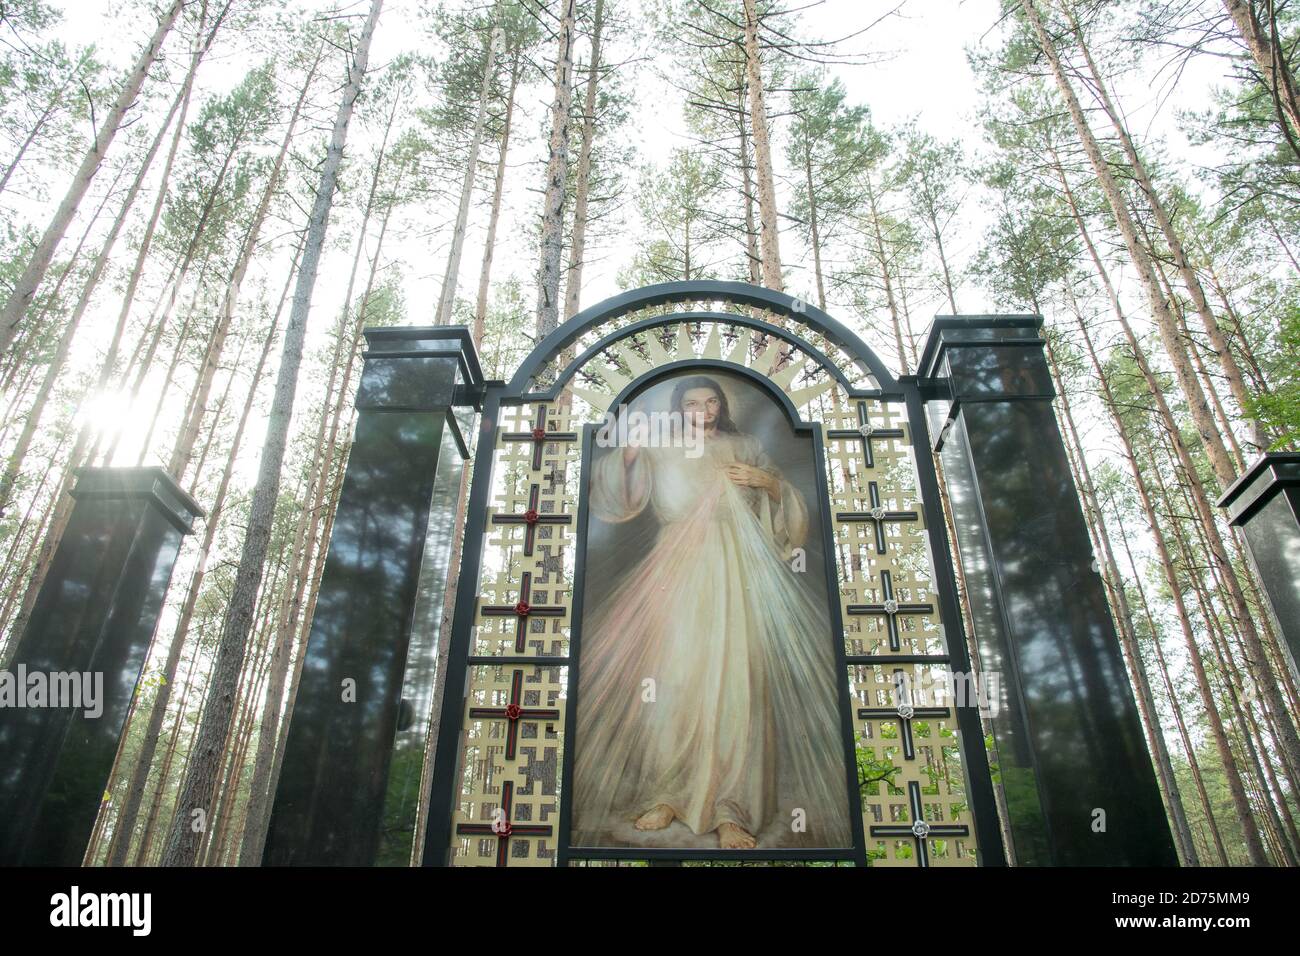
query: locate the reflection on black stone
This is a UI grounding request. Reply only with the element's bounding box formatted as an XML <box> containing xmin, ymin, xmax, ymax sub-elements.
<box><xmin>376</xmin><ymin>419</ymin><xmax>465</xmax><ymax>866</ymax></box>
<box><xmin>1226</xmin><ymin>461</ymin><xmax>1300</xmax><ymax>684</ymax></box>
<box><xmin>355</xmin><ymin>356</ymin><xmax>459</xmax><ymax>411</ymax></box>
<box><xmin>263</xmin><ymin>410</ymin><xmax>451</xmax><ymax>866</ymax></box>
<box><xmin>937</xmin><ymin>366</ymin><xmax>1177</xmax><ymax>866</ymax></box>
<box><xmin>945</xmin><ymin>346</ymin><xmax>1053</xmax><ymax>402</ymax></box>
<box><xmin>0</xmin><ymin>491</ymin><xmax>187</xmax><ymax>865</ymax></box>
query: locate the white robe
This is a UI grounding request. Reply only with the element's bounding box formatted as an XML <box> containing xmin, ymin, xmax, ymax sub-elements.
<box><xmin>571</xmin><ymin>430</ymin><xmax>853</xmax><ymax>848</ymax></box>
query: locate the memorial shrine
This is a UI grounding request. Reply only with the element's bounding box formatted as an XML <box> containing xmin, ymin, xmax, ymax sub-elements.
<box><xmin>6</xmin><ymin>279</ymin><xmax>1233</xmax><ymax>868</ymax></box>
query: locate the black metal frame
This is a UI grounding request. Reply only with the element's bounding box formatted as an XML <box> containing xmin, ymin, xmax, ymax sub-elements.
<box><xmin>518</xmin><ymin>311</ymin><xmax>897</xmax><ymax>404</ymax></box>
<box><xmin>511</xmin><ymin>280</ymin><xmax>901</xmax><ymax>394</ymax></box>
<box><xmin>422</xmin><ymin>281</ymin><xmax>1007</xmax><ymax>868</ymax></box>
<box><xmin>903</xmin><ymin>382</ymin><xmax>1007</xmax><ymax>865</ymax></box>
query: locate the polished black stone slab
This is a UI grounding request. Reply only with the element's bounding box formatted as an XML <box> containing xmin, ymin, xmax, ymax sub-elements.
<box><xmin>0</xmin><ymin>467</ymin><xmax>201</xmax><ymax>865</ymax></box>
<box><xmin>376</xmin><ymin>418</ymin><xmax>465</xmax><ymax>865</ymax></box>
<box><xmin>921</xmin><ymin>317</ymin><xmax>1178</xmax><ymax>866</ymax></box>
<box><xmin>263</xmin><ymin>326</ymin><xmax>481</xmax><ymax>866</ymax></box>
<box><xmin>1219</xmin><ymin>453</ymin><xmax>1300</xmax><ymax>686</ymax></box>
<box><xmin>358</xmin><ymin>325</ymin><xmax>483</xmax><ymax>411</ymax></box>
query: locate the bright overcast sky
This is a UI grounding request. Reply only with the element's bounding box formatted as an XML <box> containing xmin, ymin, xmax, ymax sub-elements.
<box><xmin>40</xmin><ymin>0</ymin><xmax>1230</xmax><ymax>390</ymax></box>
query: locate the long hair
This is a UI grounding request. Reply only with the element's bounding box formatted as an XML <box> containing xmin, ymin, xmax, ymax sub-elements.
<box><xmin>670</xmin><ymin>375</ymin><xmax>738</xmax><ymax>433</ymax></box>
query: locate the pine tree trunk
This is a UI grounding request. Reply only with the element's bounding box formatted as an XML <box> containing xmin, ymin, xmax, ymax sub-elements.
<box><xmin>1021</xmin><ymin>0</ymin><xmax>1238</xmax><ymax>491</ymax></box>
<box><xmin>0</xmin><ymin>433</ymin><xmax>63</xmax><ymax>650</ymax></box>
<box><xmin>563</xmin><ymin>0</ymin><xmax>605</xmax><ymax>321</ymax></box>
<box><xmin>130</xmin><ymin>636</ymin><xmax>203</xmax><ymax>864</ymax></box>
<box><xmin>0</xmin><ymin>0</ymin><xmax>187</xmax><ymax>354</ymax></box>
<box><xmin>161</xmin><ymin>0</ymin><xmax>384</xmax><ymax>867</ymax></box>
<box><xmin>200</xmin><ymin>582</ymin><xmax>280</xmax><ymax>866</ymax></box>
<box><xmin>436</xmin><ymin>26</ymin><xmax>501</xmax><ymax>325</ymax></box>
<box><xmin>862</xmin><ymin>178</ymin><xmax>908</xmax><ymax>373</ymax></box>
<box><xmin>1203</xmin><ymin>262</ymin><xmax>1272</xmax><ymax>394</ymax></box>
<box><xmin>737</xmin><ymin>77</ymin><xmax>762</xmax><ymax>287</ymax></box>
<box><xmin>0</xmin><ymin>434</ymin><xmax>61</xmax><ymax>586</ymax></box>
<box><xmin>742</xmin><ymin>0</ymin><xmax>783</xmax><ymax>292</ymax></box>
<box><xmin>132</xmin><ymin>273</ymin><xmax>211</xmax><ymax>463</ymax></box>
<box><xmin>0</xmin><ymin>47</ymin><xmax>92</xmax><ymax>195</ymax></box>
<box><xmin>107</xmin><ymin>103</ymin><xmax>242</xmax><ymax>469</ymax></box>
<box><xmin>186</xmin><ymin>333</ymin><xmax>249</xmax><ymax>490</ymax></box>
<box><xmin>0</xmin><ymin>190</ymin><xmax>108</xmax><ymax>392</ymax></box>
<box><xmin>1112</xmin><ymin>510</ymin><xmax>1225</xmax><ymax>865</ymax></box>
<box><xmin>474</xmin><ymin>53</ymin><xmax>519</xmax><ymax>346</ymax></box>
<box><xmin>916</xmin><ymin>162</ymin><xmax>959</xmax><ymax>312</ymax></box>
<box><xmin>0</xmin><ymin>50</ymin><xmax>86</xmax><ymax>197</ymax></box>
<box><xmin>95</xmin><ymin>8</ymin><xmax>226</xmax><ymax>433</ymax></box>
<box><xmin>1191</xmin><ymin>331</ymin><xmax>1247</xmax><ymax>469</ymax></box>
<box><xmin>1153</xmin><ymin>449</ymin><xmax>1292</xmax><ymax>863</ymax></box>
<box><xmin>1137</xmin><ymin>233</ymin><xmax>1249</xmax><ymax>470</ymax></box>
<box><xmin>1060</xmin><ymin>2</ymin><xmax>1268</xmax><ymax>451</ymax></box>
<box><xmin>535</xmin><ymin>0</ymin><xmax>577</xmax><ymax>337</ymax></box>
<box><xmin>168</xmin><ymin>48</ymin><xmax>320</xmax><ymax>479</ymax></box>
<box><xmin>802</xmin><ymin>139</ymin><xmax>826</xmax><ymax>310</ymax></box>
<box><xmin>1221</xmin><ymin>0</ymin><xmax>1300</xmax><ymax>156</ymax></box>
<box><xmin>0</xmin><ymin>163</ymin><xmax>130</xmax><ymax>513</ymax></box>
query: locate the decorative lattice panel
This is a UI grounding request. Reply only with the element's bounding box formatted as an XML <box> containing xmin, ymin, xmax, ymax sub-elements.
<box><xmin>451</xmin><ymin>662</ymin><xmax>565</xmax><ymax>866</ymax></box>
<box><xmin>521</xmin><ymin>300</ymin><xmax>880</xmax><ymax>399</ymax></box>
<box><xmin>470</xmin><ymin>403</ymin><xmax>580</xmax><ymax>659</ymax></box>
<box><xmin>449</xmin><ymin>403</ymin><xmax>579</xmax><ymax>866</ymax></box>
<box><xmin>446</xmin><ymin>297</ymin><xmax>983</xmax><ymax>866</ymax></box>
<box><xmin>827</xmin><ymin>398</ymin><xmax>978</xmax><ymax>866</ymax></box>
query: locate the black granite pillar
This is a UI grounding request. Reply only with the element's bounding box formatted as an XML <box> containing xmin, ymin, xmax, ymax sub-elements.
<box><xmin>919</xmin><ymin>317</ymin><xmax>1177</xmax><ymax>866</ymax></box>
<box><xmin>1218</xmin><ymin>453</ymin><xmax>1300</xmax><ymax>688</ymax></box>
<box><xmin>263</xmin><ymin>326</ymin><xmax>482</xmax><ymax>866</ymax></box>
<box><xmin>0</xmin><ymin>467</ymin><xmax>201</xmax><ymax>865</ymax></box>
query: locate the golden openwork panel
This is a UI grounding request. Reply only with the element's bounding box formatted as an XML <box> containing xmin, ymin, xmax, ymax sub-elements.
<box><xmin>528</xmin><ymin>308</ymin><xmax>877</xmax><ymax>410</ymax></box>
<box><xmin>450</xmin><ymin>662</ymin><xmax>566</xmax><ymax>867</ymax></box>
<box><xmin>470</xmin><ymin>402</ymin><xmax>581</xmax><ymax>659</ymax></box>
<box><xmin>850</xmin><ymin>662</ymin><xmax>978</xmax><ymax>867</ymax></box>
<box><xmin>825</xmin><ymin>397</ymin><xmax>977</xmax><ymax>867</ymax></box>
<box><xmin>824</xmin><ymin>399</ymin><xmax>945</xmax><ymax>660</ymax></box>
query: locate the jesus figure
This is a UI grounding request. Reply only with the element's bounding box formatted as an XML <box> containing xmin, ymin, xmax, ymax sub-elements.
<box><xmin>571</xmin><ymin>374</ymin><xmax>852</xmax><ymax>850</ymax></box>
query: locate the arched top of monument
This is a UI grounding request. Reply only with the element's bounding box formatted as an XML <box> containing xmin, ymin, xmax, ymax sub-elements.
<box><xmin>507</xmin><ymin>280</ymin><xmax>900</xmax><ymax>397</ymax></box>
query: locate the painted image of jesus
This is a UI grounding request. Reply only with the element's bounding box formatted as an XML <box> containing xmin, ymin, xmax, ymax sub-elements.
<box><xmin>571</xmin><ymin>370</ymin><xmax>853</xmax><ymax>850</ymax></box>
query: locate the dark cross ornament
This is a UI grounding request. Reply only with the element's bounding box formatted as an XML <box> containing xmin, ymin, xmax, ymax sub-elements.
<box><xmin>846</xmin><ymin>569</ymin><xmax>934</xmax><ymax>652</ymax></box>
<box><xmin>480</xmin><ymin>571</ymin><xmax>566</xmax><ymax>652</ymax></box>
<box><xmin>836</xmin><ymin>480</ymin><xmax>919</xmax><ymax>555</ymax></box>
<box><xmin>868</xmin><ymin>780</ymin><xmax>969</xmax><ymax>868</ymax></box>
<box><xmin>491</xmin><ymin>483</ymin><xmax>572</xmax><ymax>556</ymax></box>
<box><xmin>454</xmin><ymin>780</ymin><xmax>553</xmax><ymax>867</ymax></box>
<box><xmin>857</xmin><ymin>668</ymin><xmax>952</xmax><ymax>761</ymax></box>
<box><xmin>826</xmin><ymin>401</ymin><xmax>905</xmax><ymax>469</ymax></box>
<box><xmin>501</xmin><ymin>404</ymin><xmax>579</xmax><ymax>472</ymax></box>
<box><xmin>467</xmin><ymin>668</ymin><xmax>561</xmax><ymax>760</ymax></box>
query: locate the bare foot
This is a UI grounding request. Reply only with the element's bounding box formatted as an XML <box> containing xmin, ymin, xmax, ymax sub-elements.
<box><xmin>635</xmin><ymin>804</ymin><xmax>675</xmax><ymax>831</ymax></box>
<box><xmin>717</xmin><ymin>821</ymin><xmax>757</xmax><ymax>849</ymax></box>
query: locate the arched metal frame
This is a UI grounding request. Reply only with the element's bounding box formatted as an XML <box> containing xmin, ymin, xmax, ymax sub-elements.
<box><xmin>511</xmin><ymin>280</ymin><xmax>902</xmax><ymax>395</ymax></box>
<box><xmin>423</xmin><ymin>281</ymin><xmax>1006</xmax><ymax>868</ymax></box>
